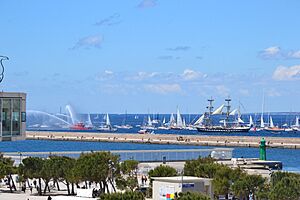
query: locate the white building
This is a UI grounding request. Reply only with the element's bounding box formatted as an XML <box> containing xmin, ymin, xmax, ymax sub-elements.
<box><xmin>152</xmin><ymin>176</ymin><xmax>213</xmax><ymax>200</ymax></box>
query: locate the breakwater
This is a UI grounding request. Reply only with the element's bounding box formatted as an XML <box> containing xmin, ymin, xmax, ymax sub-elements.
<box><xmin>25</xmin><ymin>131</ymin><xmax>300</xmax><ymax>149</ymax></box>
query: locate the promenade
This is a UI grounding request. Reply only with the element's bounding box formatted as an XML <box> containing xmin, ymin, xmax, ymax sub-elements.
<box><xmin>26</xmin><ymin>131</ymin><xmax>300</xmax><ymax>149</ymax></box>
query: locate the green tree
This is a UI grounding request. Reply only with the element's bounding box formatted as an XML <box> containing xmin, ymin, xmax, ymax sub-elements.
<box><xmin>48</xmin><ymin>156</ymin><xmax>76</xmax><ymax>195</ymax></box>
<box><xmin>184</xmin><ymin>157</ymin><xmax>221</xmax><ymax>178</ymax></box>
<box><xmin>75</xmin><ymin>151</ymin><xmax>120</xmax><ymax>194</ymax></box>
<box><xmin>99</xmin><ymin>190</ymin><xmax>145</xmax><ymax>200</ymax></box>
<box><xmin>269</xmin><ymin>172</ymin><xmax>300</xmax><ymax>200</ymax></box>
<box><xmin>177</xmin><ymin>191</ymin><xmax>210</xmax><ymax>200</ymax></box>
<box><xmin>231</xmin><ymin>174</ymin><xmax>266</xmax><ymax>199</ymax></box>
<box><xmin>19</xmin><ymin>157</ymin><xmax>44</xmax><ymax>195</ymax></box>
<box><xmin>116</xmin><ymin>160</ymin><xmax>139</xmax><ymax>191</ymax></box>
<box><xmin>40</xmin><ymin>158</ymin><xmax>53</xmax><ymax>194</ymax></box>
<box><xmin>183</xmin><ymin>157</ymin><xmax>267</xmax><ymax>199</ymax></box>
<box><xmin>0</xmin><ymin>153</ymin><xmax>17</xmax><ymax>192</ymax></box>
<box><xmin>148</xmin><ymin>165</ymin><xmax>177</xmax><ymax>179</ymax></box>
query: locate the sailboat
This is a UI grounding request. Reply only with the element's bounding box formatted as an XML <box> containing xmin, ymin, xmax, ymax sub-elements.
<box><xmin>256</xmin><ymin>91</ymin><xmax>265</xmax><ymax>132</ymax></box>
<box><xmin>264</xmin><ymin>116</ymin><xmax>284</xmax><ymax>132</ymax></box>
<box><xmin>170</xmin><ymin>108</ymin><xmax>184</xmax><ymax>130</ymax></box>
<box><xmin>158</xmin><ymin>117</ymin><xmax>169</xmax><ymax>130</ymax></box>
<box><xmin>168</xmin><ymin>113</ymin><xmax>176</xmax><ymax>128</ymax></box>
<box><xmin>141</xmin><ymin>115</ymin><xmax>156</xmax><ymax>130</ymax></box>
<box><xmin>139</xmin><ymin>115</ymin><xmax>156</xmax><ymax>134</ymax></box>
<box><xmin>248</xmin><ymin>115</ymin><xmax>257</xmax><ymax>132</ymax></box>
<box><xmin>114</xmin><ymin>111</ymin><xmax>133</xmax><ymax>129</ymax></box>
<box><xmin>97</xmin><ymin>113</ymin><xmax>117</xmax><ymax>132</ymax></box>
<box><xmin>292</xmin><ymin>116</ymin><xmax>300</xmax><ymax>131</ymax></box>
<box><xmin>195</xmin><ymin>97</ymin><xmax>250</xmax><ymax>133</ymax></box>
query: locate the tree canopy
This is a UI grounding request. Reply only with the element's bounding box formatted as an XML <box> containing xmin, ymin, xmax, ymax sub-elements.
<box><xmin>99</xmin><ymin>190</ymin><xmax>145</xmax><ymax>200</ymax></box>
<box><xmin>148</xmin><ymin>164</ymin><xmax>177</xmax><ymax>179</ymax></box>
<box><xmin>177</xmin><ymin>191</ymin><xmax>210</xmax><ymax>200</ymax></box>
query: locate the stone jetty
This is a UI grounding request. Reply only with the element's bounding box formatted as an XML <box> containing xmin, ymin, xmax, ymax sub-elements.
<box><xmin>26</xmin><ymin>131</ymin><xmax>300</xmax><ymax>149</ymax></box>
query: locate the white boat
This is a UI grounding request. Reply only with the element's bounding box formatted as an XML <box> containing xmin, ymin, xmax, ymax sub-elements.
<box><xmin>97</xmin><ymin>113</ymin><xmax>117</xmax><ymax>132</ymax></box>
<box><xmin>168</xmin><ymin>113</ymin><xmax>176</xmax><ymax>127</ymax></box>
<box><xmin>264</xmin><ymin>116</ymin><xmax>284</xmax><ymax>132</ymax></box>
<box><xmin>170</xmin><ymin>108</ymin><xmax>184</xmax><ymax>130</ymax></box>
<box><xmin>158</xmin><ymin>117</ymin><xmax>170</xmax><ymax>130</ymax></box>
<box><xmin>114</xmin><ymin>124</ymin><xmax>133</xmax><ymax>129</ymax></box>
<box><xmin>292</xmin><ymin>116</ymin><xmax>300</xmax><ymax>131</ymax></box>
<box><xmin>138</xmin><ymin>129</ymin><xmax>154</xmax><ymax>134</ymax></box>
<box><xmin>141</xmin><ymin>115</ymin><xmax>156</xmax><ymax>130</ymax></box>
<box><xmin>114</xmin><ymin>111</ymin><xmax>132</xmax><ymax>129</ymax></box>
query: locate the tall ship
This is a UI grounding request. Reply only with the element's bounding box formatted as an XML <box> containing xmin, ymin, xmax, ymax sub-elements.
<box><xmin>195</xmin><ymin>97</ymin><xmax>250</xmax><ymax>133</ymax></box>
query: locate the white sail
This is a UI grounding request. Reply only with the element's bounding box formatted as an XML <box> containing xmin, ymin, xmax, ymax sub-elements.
<box><xmin>249</xmin><ymin>115</ymin><xmax>253</xmax><ymax>126</ymax></box>
<box><xmin>295</xmin><ymin>116</ymin><xmax>299</xmax><ymax>127</ymax></box>
<box><xmin>169</xmin><ymin>113</ymin><xmax>175</xmax><ymax>126</ymax></box>
<box><xmin>106</xmin><ymin>113</ymin><xmax>111</xmax><ymax>126</ymax></box>
<box><xmin>183</xmin><ymin>118</ymin><xmax>186</xmax><ymax>127</ymax></box>
<box><xmin>269</xmin><ymin>116</ymin><xmax>274</xmax><ymax>128</ymax></box>
<box><xmin>194</xmin><ymin>114</ymin><xmax>204</xmax><ymax>125</ymax></box>
<box><xmin>212</xmin><ymin>104</ymin><xmax>224</xmax><ymax>115</ymax></box>
<box><xmin>162</xmin><ymin>117</ymin><xmax>166</xmax><ymax>124</ymax></box>
<box><xmin>176</xmin><ymin>108</ymin><xmax>183</xmax><ymax>127</ymax></box>
<box><xmin>148</xmin><ymin>116</ymin><xmax>152</xmax><ymax>126</ymax></box>
<box><xmin>238</xmin><ymin>117</ymin><xmax>244</xmax><ymax>123</ymax></box>
<box><xmin>229</xmin><ymin>109</ymin><xmax>237</xmax><ymax>116</ymax></box>
<box><xmin>260</xmin><ymin>115</ymin><xmax>265</xmax><ymax>128</ymax></box>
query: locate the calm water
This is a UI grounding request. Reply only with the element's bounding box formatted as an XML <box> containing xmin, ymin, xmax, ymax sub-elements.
<box><xmin>0</xmin><ymin>140</ymin><xmax>299</xmax><ymax>172</ymax></box>
<box><xmin>27</xmin><ymin>113</ymin><xmax>300</xmax><ymax>138</ymax></box>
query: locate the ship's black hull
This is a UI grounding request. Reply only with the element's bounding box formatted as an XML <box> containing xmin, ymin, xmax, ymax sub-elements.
<box><xmin>196</xmin><ymin>126</ymin><xmax>250</xmax><ymax>133</ymax></box>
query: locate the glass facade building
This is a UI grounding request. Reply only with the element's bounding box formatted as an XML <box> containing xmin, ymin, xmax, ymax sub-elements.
<box><xmin>0</xmin><ymin>92</ymin><xmax>26</xmax><ymax>141</ymax></box>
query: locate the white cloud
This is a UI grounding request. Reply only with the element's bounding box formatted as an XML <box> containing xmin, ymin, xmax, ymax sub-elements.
<box><xmin>129</xmin><ymin>71</ymin><xmax>159</xmax><ymax>81</ymax></box>
<box><xmin>181</xmin><ymin>69</ymin><xmax>206</xmax><ymax>80</ymax></box>
<box><xmin>95</xmin><ymin>13</ymin><xmax>121</xmax><ymax>26</ymax></box>
<box><xmin>138</xmin><ymin>0</ymin><xmax>157</xmax><ymax>8</ymax></box>
<box><xmin>259</xmin><ymin>46</ymin><xmax>300</xmax><ymax>60</ymax></box>
<box><xmin>96</xmin><ymin>70</ymin><xmax>114</xmax><ymax>81</ymax></box>
<box><xmin>287</xmin><ymin>51</ymin><xmax>300</xmax><ymax>59</ymax></box>
<box><xmin>259</xmin><ymin>46</ymin><xmax>281</xmax><ymax>59</ymax></box>
<box><xmin>267</xmin><ymin>88</ymin><xmax>281</xmax><ymax>97</ymax></box>
<box><xmin>144</xmin><ymin>83</ymin><xmax>181</xmax><ymax>94</ymax></box>
<box><xmin>216</xmin><ymin>85</ymin><xmax>230</xmax><ymax>96</ymax></box>
<box><xmin>239</xmin><ymin>89</ymin><xmax>250</xmax><ymax>96</ymax></box>
<box><xmin>167</xmin><ymin>46</ymin><xmax>191</xmax><ymax>51</ymax></box>
<box><xmin>272</xmin><ymin>65</ymin><xmax>300</xmax><ymax>80</ymax></box>
<box><xmin>104</xmin><ymin>70</ymin><xmax>113</xmax><ymax>75</ymax></box>
<box><xmin>72</xmin><ymin>35</ymin><xmax>103</xmax><ymax>49</ymax></box>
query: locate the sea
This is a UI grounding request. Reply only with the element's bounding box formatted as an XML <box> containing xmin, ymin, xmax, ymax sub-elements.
<box><xmin>1</xmin><ymin>113</ymin><xmax>299</xmax><ymax>172</ymax></box>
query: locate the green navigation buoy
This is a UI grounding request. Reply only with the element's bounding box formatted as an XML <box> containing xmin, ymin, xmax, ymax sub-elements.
<box><xmin>259</xmin><ymin>138</ymin><xmax>266</xmax><ymax>160</ymax></box>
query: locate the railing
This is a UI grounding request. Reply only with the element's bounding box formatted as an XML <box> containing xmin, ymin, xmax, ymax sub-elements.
<box><xmin>4</xmin><ymin>148</ymin><xmax>233</xmax><ymax>164</ymax></box>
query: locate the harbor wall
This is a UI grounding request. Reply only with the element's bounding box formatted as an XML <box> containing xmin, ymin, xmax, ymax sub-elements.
<box><xmin>25</xmin><ymin>131</ymin><xmax>300</xmax><ymax>149</ymax></box>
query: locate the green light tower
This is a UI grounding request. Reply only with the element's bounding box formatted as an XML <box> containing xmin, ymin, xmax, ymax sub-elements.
<box><xmin>259</xmin><ymin>138</ymin><xmax>266</xmax><ymax>160</ymax></box>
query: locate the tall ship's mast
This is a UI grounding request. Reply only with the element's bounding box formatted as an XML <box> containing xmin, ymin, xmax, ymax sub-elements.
<box><xmin>224</xmin><ymin>97</ymin><xmax>231</xmax><ymax>128</ymax></box>
<box><xmin>196</xmin><ymin>97</ymin><xmax>250</xmax><ymax>133</ymax></box>
<box><xmin>204</xmin><ymin>97</ymin><xmax>214</xmax><ymax>127</ymax></box>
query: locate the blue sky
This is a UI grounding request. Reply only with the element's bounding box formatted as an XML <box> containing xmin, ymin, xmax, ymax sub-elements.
<box><xmin>1</xmin><ymin>0</ymin><xmax>300</xmax><ymax>114</ymax></box>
